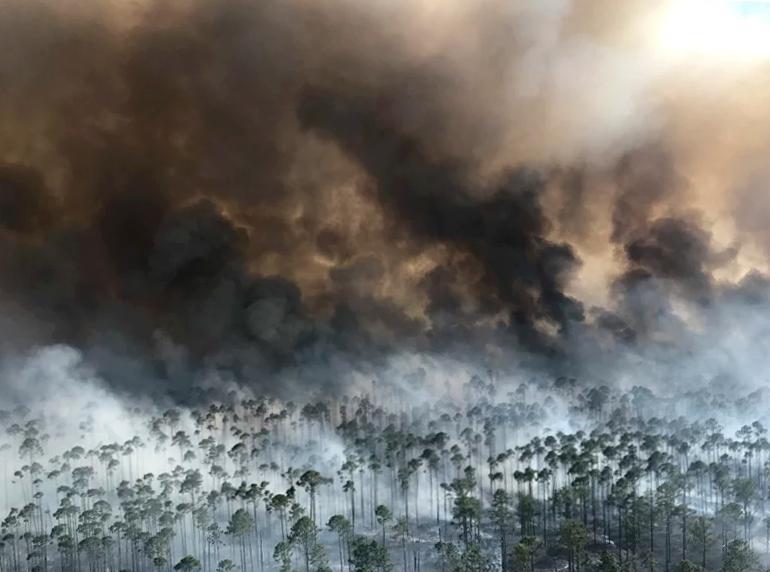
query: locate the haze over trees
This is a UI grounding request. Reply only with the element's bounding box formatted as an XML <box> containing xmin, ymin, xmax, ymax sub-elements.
<box><xmin>1</xmin><ymin>373</ymin><xmax>770</xmax><ymax>572</ymax></box>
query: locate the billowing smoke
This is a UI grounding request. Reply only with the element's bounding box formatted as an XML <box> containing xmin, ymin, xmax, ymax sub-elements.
<box><xmin>1</xmin><ymin>0</ymin><xmax>770</xmax><ymax>400</ymax></box>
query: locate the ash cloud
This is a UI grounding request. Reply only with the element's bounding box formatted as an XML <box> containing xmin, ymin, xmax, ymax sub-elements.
<box><xmin>1</xmin><ymin>0</ymin><xmax>770</xmax><ymax>398</ymax></box>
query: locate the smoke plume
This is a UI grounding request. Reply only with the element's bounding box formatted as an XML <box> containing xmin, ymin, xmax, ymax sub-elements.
<box><xmin>2</xmin><ymin>0</ymin><xmax>770</xmax><ymax>398</ymax></box>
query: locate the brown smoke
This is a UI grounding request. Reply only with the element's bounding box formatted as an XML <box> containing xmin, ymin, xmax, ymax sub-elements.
<box><xmin>1</xmin><ymin>0</ymin><xmax>770</xmax><ymax>395</ymax></box>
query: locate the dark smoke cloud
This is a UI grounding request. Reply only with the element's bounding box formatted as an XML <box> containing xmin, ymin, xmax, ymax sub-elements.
<box><xmin>625</xmin><ymin>217</ymin><xmax>717</xmax><ymax>305</ymax></box>
<box><xmin>0</xmin><ymin>165</ymin><xmax>54</xmax><ymax>233</ymax></box>
<box><xmin>1</xmin><ymin>0</ymin><xmax>770</xmax><ymax>398</ymax></box>
<box><xmin>299</xmin><ymin>90</ymin><xmax>585</xmax><ymax>354</ymax></box>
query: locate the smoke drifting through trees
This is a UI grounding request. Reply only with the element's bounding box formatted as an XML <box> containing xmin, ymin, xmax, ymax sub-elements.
<box><xmin>1</xmin><ymin>0</ymin><xmax>770</xmax><ymax>398</ymax></box>
<box><xmin>1</xmin><ymin>348</ymin><xmax>770</xmax><ymax>572</ymax></box>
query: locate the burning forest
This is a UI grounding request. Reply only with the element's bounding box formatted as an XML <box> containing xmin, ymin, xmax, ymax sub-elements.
<box><xmin>2</xmin><ymin>0</ymin><xmax>770</xmax><ymax>570</ymax></box>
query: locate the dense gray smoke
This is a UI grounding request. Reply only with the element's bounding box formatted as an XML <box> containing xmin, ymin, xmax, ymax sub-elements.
<box><xmin>1</xmin><ymin>0</ymin><xmax>770</xmax><ymax>399</ymax></box>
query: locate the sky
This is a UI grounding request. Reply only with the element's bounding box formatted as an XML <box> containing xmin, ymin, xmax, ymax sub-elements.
<box><xmin>1</xmin><ymin>0</ymin><xmax>770</xmax><ymax>400</ymax></box>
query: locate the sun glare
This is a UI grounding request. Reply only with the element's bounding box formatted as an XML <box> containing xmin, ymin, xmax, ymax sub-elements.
<box><xmin>660</xmin><ymin>0</ymin><xmax>770</xmax><ymax>60</ymax></box>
